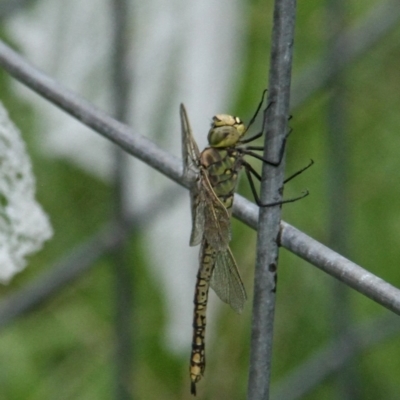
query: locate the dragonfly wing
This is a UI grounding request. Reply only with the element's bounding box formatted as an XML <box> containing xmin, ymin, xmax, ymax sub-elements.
<box><xmin>180</xmin><ymin>104</ymin><xmax>200</xmax><ymax>176</ymax></box>
<box><xmin>189</xmin><ymin>179</ymin><xmax>205</xmax><ymax>246</ymax></box>
<box><xmin>201</xmin><ymin>171</ymin><xmax>232</xmax><ymax>252</ymax></box>
<box><xmin>180</xmin><ymin>104</ymin><xmax>204</xmax><ymax>246</ymax></box>
<box><xmin>210</xmin><ymin>247</ymin><xmax>247</xmax><ymax>314</ymax></box>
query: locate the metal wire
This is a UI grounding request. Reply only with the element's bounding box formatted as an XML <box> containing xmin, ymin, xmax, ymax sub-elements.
<box><xmin>0</xmin><ymin>186</ymin><xmax>180</xmax><ymax>329</ymax></box>
<box><xmin>291</xmin><ymin>0</ymin><xmax>400</xmax><ymax>109</ymax></box>
<box><xmin>110</xmin><ymin>0</ymin><xmax>134</xmax><ymax>398</ymax></box>
<box><xmin>0</xmin><ymin>4</ymin><xmax>399</xmax><ymax>396</ymax></box>
<box><xmin>0</xmin><ymin>0</ymin><xmax>34</xmax><ymax>20</ymax></box>
<box><xmin>325</xmin><ymin>0</ymin><xmax>361</xmax><ymax>398</ymax></box>
<box><xmin>0</xmin><ymin>39</ymin><xmax>399</xmax><ymax>317</ymax></box>
<box><xmin>248</xmin><ymin>1</ymin><xmax>297</xmax><ymax>399</ymax></box>
<box><xmin>271</xmin><ymin>313</ymin><xmax>400</xmax><ymax>400</ymax></box>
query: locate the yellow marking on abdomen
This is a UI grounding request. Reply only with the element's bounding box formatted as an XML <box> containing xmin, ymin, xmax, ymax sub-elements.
<box><xmin>190</xmin><ymin>241</ymin><xmax>216</xmax><ymax>395</ymax></box>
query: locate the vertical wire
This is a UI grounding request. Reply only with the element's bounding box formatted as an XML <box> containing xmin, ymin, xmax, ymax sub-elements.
<box><xmin>247</xmin><ymin>1</ymin><xmax>297</xmax><ymax>399</ymax></box>
<box><xmin>325</xmin><ymin>0</ymin><xmax>361</xmax><ymax>398</ymax></box>
<box><xmin>0</xmin><ymin>0</ymin><xmax>33</xmax><ymax>19</ymax></box>
<box><xmin>110</xmin><ymin>0</ymin><xmax>134</xmax><ymax>399</ymax></box>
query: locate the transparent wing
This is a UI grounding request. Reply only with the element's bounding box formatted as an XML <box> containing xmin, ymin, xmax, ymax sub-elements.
<box><xmin>180</xmin><ymin>103</ymin><xmax>232</xmax><ymax>250</ymax></box>
<box><xmin>189</xmin><ymin>179</ymin><xmax>205</xmax><ymax>246</ymax></box>
<box><xmin>180</xmin><ymin>104</ymin><xmax>204</xmax><ymax>246</ymax></box>
<box><xmin>201</xmin><ymin>170</ymin><xmax>232</xmax><ymax>252</ymax></box>
<box><xmin>180</xmin><ymin>104</ymin><xmax>200</xmax><ymax>176</ymax></box>
<box><xmin>210</xmin><ymin>247</ymin><xmax>247</xmax><ymax>314</ymax></box>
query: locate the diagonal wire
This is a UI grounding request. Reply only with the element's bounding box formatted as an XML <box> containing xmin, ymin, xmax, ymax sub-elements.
<box><xmin>0</xmin><ymin>186</ymin><xmax>180</xmax><ymax>329</ymax></box>
<box><xmin>2</xmin><ymin>0</ymin><xmax>397</xmax><ymax>308</ymax></box>
<box><xmin>0</xmin><ymin>0</ymin><xmax>34</xmax><ymax>20</ymax></box>
<box><xmin>0</xmin><ymin>40</ymin><xmax>399</xmax><ymax>316</ymax></box>
<box><xmin>271</xmin><ymin>313</ymin><xmax>400</xmax><ymax>400</ymax></box>
<box><xmin>291</xmin><ymin>0</ymin><xmax>400</xmax><ymax>109</ymax></box>
<box><xmin>0</xmin><ymin>6</ymin><xmax>397</xmax><ymax>397</ymax></box>
<box><xmin>325</xmin><ymin>0</ymin><xmax>361</xmax><ymax>398</ymax></box>
<box><xmin>4</xmin><ymin>0</ymin><xmax>395</xmax><ymax>327</ymax></box>
<box><xmin>276</xmin><ymin>1</ymin><xmax>400</xmax><ymax>396</ymax></box>
<box><xmin>235</xmin><ymin>198</ymin><xmax>400</xmax><ymax>316</ymax></box>
<box><xmin>247</xmin><ymin>1</ymin><xmax>297</xmax><ymax>399</ymax></box>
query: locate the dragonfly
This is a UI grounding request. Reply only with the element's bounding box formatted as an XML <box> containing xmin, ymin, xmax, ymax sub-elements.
<box><xmin>181</xmin><ymin>95</ymin><xmax>311</xmax><ymax>395</ymax></box>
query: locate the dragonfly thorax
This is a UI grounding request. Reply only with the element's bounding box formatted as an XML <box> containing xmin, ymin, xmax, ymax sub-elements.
<box><xmin>207</xmin><ymin>114</ymin><xmax>246</xmax><ymax>148</ymax></box>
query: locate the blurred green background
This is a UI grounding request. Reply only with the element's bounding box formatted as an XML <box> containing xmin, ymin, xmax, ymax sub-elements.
<box><xmin>1</xmin><ymin>0</ymin><xmax>400</xmax><ymax>399</ymax></box>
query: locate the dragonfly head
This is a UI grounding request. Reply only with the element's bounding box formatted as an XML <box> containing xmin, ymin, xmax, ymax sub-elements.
<box><xmin>207</xmin><ymin>114</ymin><xmax>246</xmax><ymax>148</ymax></box>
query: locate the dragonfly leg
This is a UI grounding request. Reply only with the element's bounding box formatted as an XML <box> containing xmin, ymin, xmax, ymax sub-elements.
<box><xmin>240</xmin><ymin>124</ymin><xmax>292</xmax><ymax>168</ymax></box>
<box><xmin>243</xmin><ymin>162</ymin><xmax>273</xmax><ymax>207</ymax></box>
<box><xmin>284</xmin><ymin>159</ymin><xmax>314</xmax><ymax>184</ymax></box>
<box><xmin>243</xmin><ymin>161</ymin><xmax>309</xmax><ymax>207</ymax></box>
<box><xmin>240</xmin><ymin>150</ymin><xmax>280</xmax><ymax>167</ymax></box>
<box><xmin>240</xmin><ymin>130</ymin><xmax>263</xmax><ymax>144</ymax></box>
<box><xmin>266</xmin><ymin>190</ymin><xmax>309</xmax><ymax>207</ymax></box>
<box><xmin>240</xmin><ymin>96</ymin><xmax>274</xmax><ymax>145</ymax></box>
<box><xmin>244</xmin><ymin>89</ymin><xmax>268</xmax><ymax>134</ymax></box>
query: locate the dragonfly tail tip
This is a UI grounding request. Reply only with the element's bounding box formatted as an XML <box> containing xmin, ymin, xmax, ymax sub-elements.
<box><xmin>190</xmin><ymin>382</ymin><xmax>197</xmax><ymax>396</ymax></box>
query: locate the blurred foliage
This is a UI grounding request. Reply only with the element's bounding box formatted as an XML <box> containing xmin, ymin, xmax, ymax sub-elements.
<box><xmin>0</xmin><ymin>0</ymin><xmax>400</xmax><ymax>399</ymax></box>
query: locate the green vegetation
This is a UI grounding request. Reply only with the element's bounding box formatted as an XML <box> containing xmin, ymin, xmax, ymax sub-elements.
<box><xmin>1</xmin><ymin>1</ymin><xmax>400</xmax><ymax>399</ymax></box>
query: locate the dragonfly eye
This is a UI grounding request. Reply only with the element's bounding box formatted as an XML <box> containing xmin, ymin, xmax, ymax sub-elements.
<box><xmin>208</xmin><ymin>114</ymin><xmax>246</xmax><ymax>147</ymax></box>
<box><xmin>235</xmin><ymin>122</ymin><xmax>246</xmax><ymax>136</ymax></box>
<box><xmin>212</xmin><ymin>114</ymin><xmax>236</xmax><ymax>127</ymax></box>
<box><xmin>207</xmin><ymin>126</ymin><xmax>241</xmax><ymax>147</ymax></box>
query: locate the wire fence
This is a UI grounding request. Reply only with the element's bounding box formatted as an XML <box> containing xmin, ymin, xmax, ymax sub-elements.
<box><xmin>0</xmin><ymin>1</ymin><xmax>400</xmax><ymax>399</ymax></box>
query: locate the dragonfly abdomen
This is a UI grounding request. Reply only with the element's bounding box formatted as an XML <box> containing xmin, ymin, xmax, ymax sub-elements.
<box><xmin>190</xmin><ymin>240</ymin><xmax>216</xmax><ymax>395</ymax></box>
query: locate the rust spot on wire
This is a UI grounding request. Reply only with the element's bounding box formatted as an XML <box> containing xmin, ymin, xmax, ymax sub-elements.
<box><xmin>269</xmin><ymin>263</ymin><xmax>277</xmax><ymax>273</ymax></box>
<box><xmin>277</xmin><ymin>224</ymin><xmax>283</xmax><ymax>246</ymax></box>
<box><xmin>268</xmin><ymin>263</ymin><xmax>278</xmax><ymax>293</ymax></box>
